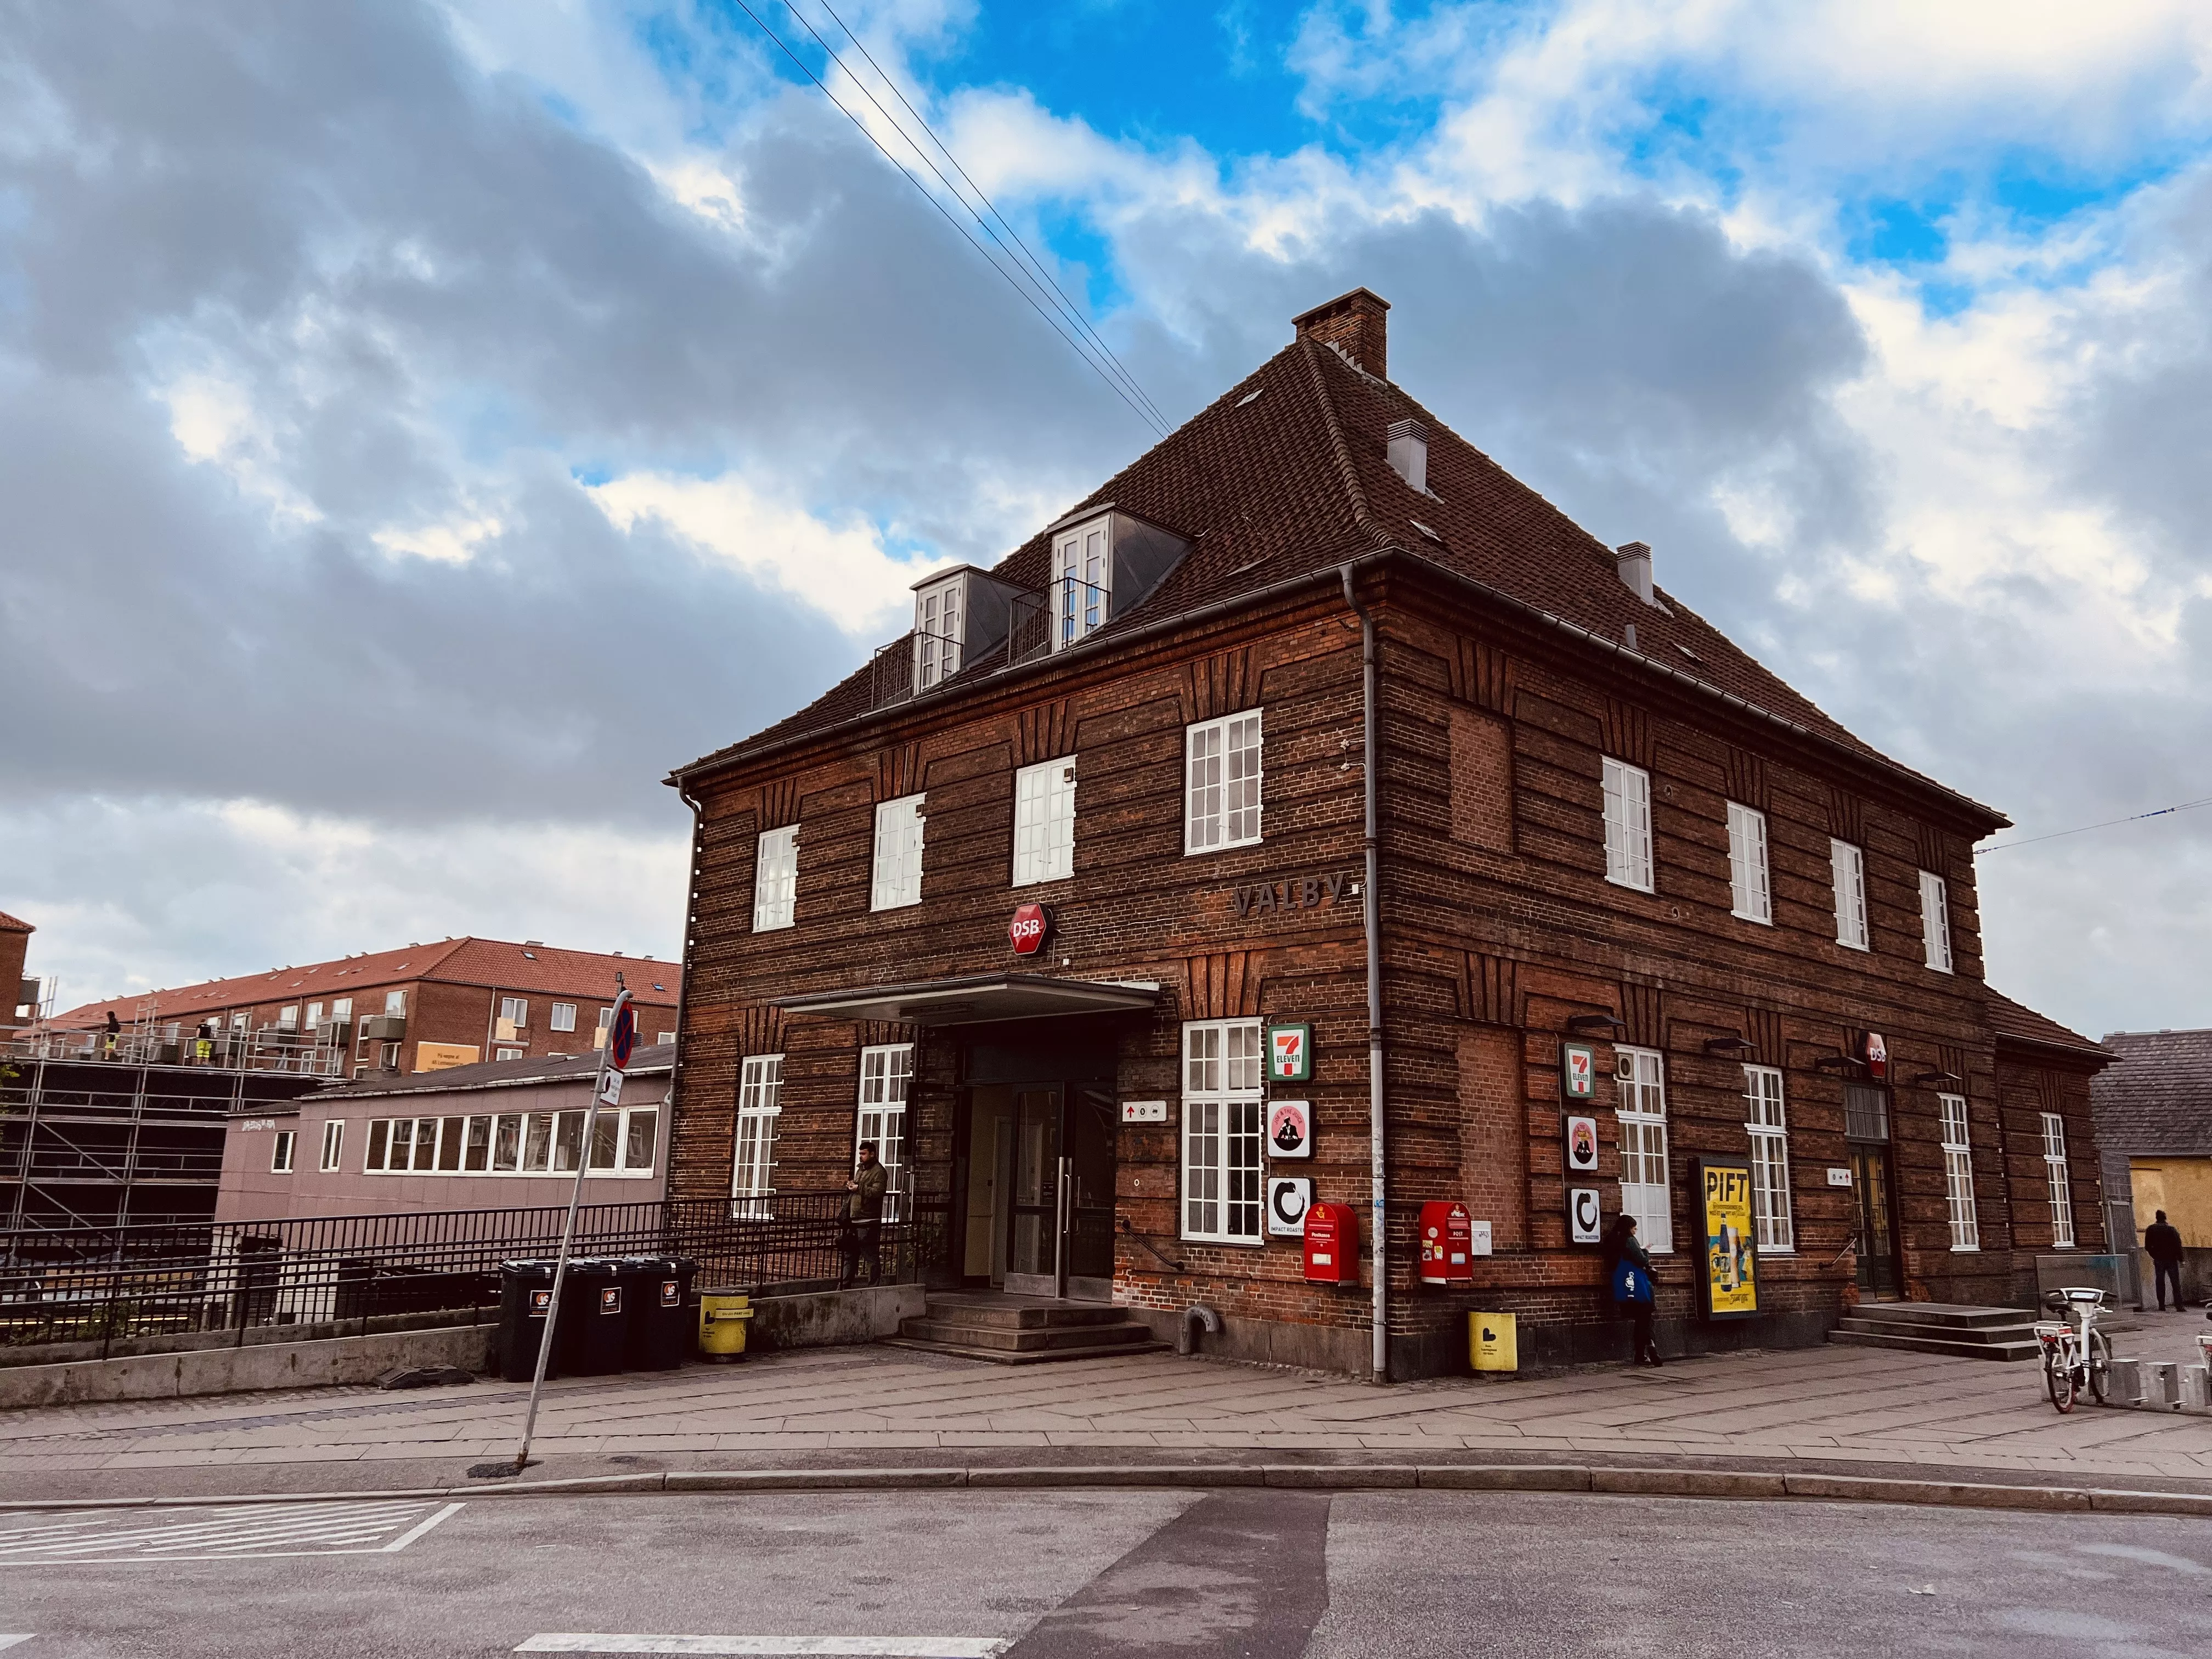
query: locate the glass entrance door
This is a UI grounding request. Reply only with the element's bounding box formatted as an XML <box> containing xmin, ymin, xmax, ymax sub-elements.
<box><xmin>1005</xmin><ymin>1087</ymin><xmax>1062</xmax><ymax>1293</ymax></box>
<box><xmin>1850</xmin><ymin>1144</ymin><xmax>1900</xmax><ymax>1299</ymax></box>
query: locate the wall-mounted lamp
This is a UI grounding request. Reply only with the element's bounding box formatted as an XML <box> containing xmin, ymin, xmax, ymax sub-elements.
<box><xmin>1812</xmin><ymin>1052</ymin><xmax>1859</xmax><ymax>1075</ymax></box>
<box><xmin>1703</xmin><ymin>1035</ymin><xmax>1756</xmax><ymax>1056</ymax></box>
<box><xmin>1910</xmin><ymin>1070</ymin><xmax>1965</xmax><ymax>1086</ymax></box>
<box><xmin>1566</xmin><ymin>1013</ymin><xmax>1628</xmax><ymax>1036</ymax></box>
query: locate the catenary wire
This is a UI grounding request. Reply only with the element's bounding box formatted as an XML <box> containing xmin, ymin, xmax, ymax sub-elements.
<box><xmin>730</xmin><ymin>0</ymin><xmax>1170</xmax><ymax>437</ymax></box>
<box><xmin>1975</xmin><ymin>795</ymin><xmax>2212</xmax><ymax>855</ymax></box>
<box><xmin>807</xmin><ymin>0</ymin><xmax>1174</xmax><ymax>433</ymax></box>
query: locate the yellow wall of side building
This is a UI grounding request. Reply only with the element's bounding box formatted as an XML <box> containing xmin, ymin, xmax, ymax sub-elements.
<box><xmin>2131</xmin><ymin>1159</ymin><xmax>2212</xmax><ymax>1247</ymax></box>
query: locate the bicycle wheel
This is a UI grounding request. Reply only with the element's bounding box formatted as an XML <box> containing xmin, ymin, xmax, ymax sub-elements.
<box><xmin>2045</xmin><ymin>1345</ymin><xmax>2076</xmax><ymax>1413</ymax></box>
<box><xmin>2086</xmin><ymin>1328</ymin><xmax>2112</xmax><ymax>1404</ymax></box>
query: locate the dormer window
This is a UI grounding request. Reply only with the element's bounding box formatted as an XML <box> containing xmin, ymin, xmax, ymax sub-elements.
<box><xmin>1055</xmin><ymin>516</ymin><xmax>1111</xmax><ymax>648</ymax></box>
<box><xmin>915</xmin><ymin>574</ymin><xmax>963</xmax><ymax>690</ymax></box>
<box><xmin>909</xmin><ymin>565</ymin><xmax>1020</xmax><ymax>696</ymax></box>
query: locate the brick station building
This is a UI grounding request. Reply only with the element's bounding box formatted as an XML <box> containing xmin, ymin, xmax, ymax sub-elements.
<box><xmin>664</xmin><ymin>288</ymin><xmax>2106</xmax><ymax>1377</ymax></box>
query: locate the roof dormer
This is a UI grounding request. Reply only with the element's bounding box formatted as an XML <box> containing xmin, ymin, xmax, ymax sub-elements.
<box><xmin>1044</xmin><ymin>506</ymin><xmax>1189</xmax><ymax>653</ymax></box>
<box><xmin>909</xmin><ymin>565</ymin><xmax>1021</xmax><ymax>695</ymax></box>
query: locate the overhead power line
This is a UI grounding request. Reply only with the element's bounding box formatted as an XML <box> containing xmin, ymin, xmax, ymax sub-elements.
<box><xmin>1976</xmin><ymin>794</ymin><xmax>2212</xmax><ymax>855</ymax></box>
<box><xmin>730</xmin><ymin>0</ymin><xmax>1171</xmax><ymax>439</ymax></box>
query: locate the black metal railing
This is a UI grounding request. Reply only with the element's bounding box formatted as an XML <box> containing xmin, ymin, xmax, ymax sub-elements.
<box><xmin>0</xmin><ymin>1193</ymin><xmax>950</xmax><ymax>1354</ymax></box>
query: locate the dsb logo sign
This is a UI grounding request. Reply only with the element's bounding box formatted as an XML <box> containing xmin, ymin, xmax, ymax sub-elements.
<box><xmin>1008</xmin><ymin>902</ymin><xmax>1052</xmax><ymax>956</ymax></box>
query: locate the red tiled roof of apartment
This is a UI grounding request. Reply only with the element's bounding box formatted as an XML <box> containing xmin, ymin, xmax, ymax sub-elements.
<box><xmin>1986</xmin><ymin>989</ymin><xmax>2108</xmax><ymax>1060</ymax></box>
<box><xmin>46</xmin><ymin>937</ymin><xmax>680</xmax><ymax>1030</ymax></box>
<box><xmin>2090</xmin><ymin>1027</ymin><xmax>2212</xmax><ymax>1155</ymax></box>
<box><xmin>673</xmin><ymin>312</ymin><xmax>2005</xmax><ymax>832</ymax></box>
<box><xmin>0</xmin><ymin>911</ymin><xmax>31</xmax><ymax>934</ymax></box>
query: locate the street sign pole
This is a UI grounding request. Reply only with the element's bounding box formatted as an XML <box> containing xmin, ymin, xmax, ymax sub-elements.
<box><xmin>514</xmin><ymin>980</ymin><xmax>633</xmax><ymax>1473</ymax></box>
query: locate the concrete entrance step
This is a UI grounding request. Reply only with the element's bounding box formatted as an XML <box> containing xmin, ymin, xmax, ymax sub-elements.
<box><xmin>1827</xmin><ymin>1301</ymin><xmax>2042</xmax><ymax>1361</ymax></box>
<box><xmin>885</xmin><ymin>1295</ymin><xmax>1166</xmax><ymax>1365</ymax></box>
<box><xmin>1841</xmin><ymin>1302</ymin><xmax>2037</xmax><ymax>1332</ymax></box>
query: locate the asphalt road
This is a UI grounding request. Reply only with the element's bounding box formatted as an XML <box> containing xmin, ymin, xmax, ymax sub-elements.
<box><xmin>0</xmin><ymin>1489</ymin><xmax>2206</xmax><ymax>1657</ymax></box>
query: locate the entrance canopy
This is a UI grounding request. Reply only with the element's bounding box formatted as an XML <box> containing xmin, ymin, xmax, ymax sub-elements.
<box><xmin>773</xmin><ymin>973</ymin><xmax>1158</xmax><ymax>1028</ymax></box>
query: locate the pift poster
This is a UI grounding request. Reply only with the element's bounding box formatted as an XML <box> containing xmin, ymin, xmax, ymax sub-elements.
<box><xmin>1695</xmin><ymin>1159</ymin><xmax>1759</xmax><ymax>1319</ymax></box>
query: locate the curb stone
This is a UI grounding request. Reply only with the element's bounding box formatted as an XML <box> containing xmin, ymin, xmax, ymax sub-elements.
<box><xmin>0</xmin><ymin>1464</ymin><xmax>2205</xmax><ymax>1516</ymax></box>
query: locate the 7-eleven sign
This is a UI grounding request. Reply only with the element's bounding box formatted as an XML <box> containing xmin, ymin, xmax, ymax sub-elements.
<box><xmin>1267</xmin><ymin>1023</ymin><xmax>1312</xmax><ymax>1083</ymax></box>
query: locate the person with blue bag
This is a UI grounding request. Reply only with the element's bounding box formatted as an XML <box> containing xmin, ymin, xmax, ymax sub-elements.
<box><xmin>1602</xmin><ymin>1213</ymin><xmax>1662</xmax><ymax>1367</ymax></box>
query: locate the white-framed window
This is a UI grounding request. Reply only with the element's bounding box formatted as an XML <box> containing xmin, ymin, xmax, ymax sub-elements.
<box><xmin>385</xmin><ymin>990</ymin><xmax>407</xmax><ymax>1015</ymax></box>
<box><xmin>732</xmin><ymin>1054</ymin><xmax>784</xmax><ymax>1218</ymax></box>
<box><xmin>1939</xmin><ymin>1093</ymin><xmax>1979</xmax><ymax>1251</ymax></box>
<box><xmin>1185</xmin><ymin>712</ymin><xmax>1262</xmax><ymax>855</ymax></box>
<box><xmin>1919</xmin><ymin>870</ymin><xmax>1954</xmax><ymax>973</ymax></box>
<box><xmin>331</xmin><ymin>998</ymin><xmax>352</xmax><ymax>1021</ymax></box>
<box><xmin>278</xmin><ymin>1005</ymin><xmax>300</xmax><ymax>1031</ymax></box>
<box><xmin>1743</xmin><ymin>1066</ymin><xmax>1791</xmax><ymax>1251</ymax></box>
<box><xmin>495</xmin><ymin>1047</ymin><xmax>523</xmax><ymax>1062</ymax></box>
<box><xmin>2041</xmin><ymin>1111</ymin><xmax>2075</xmax><ymax>1248</ymax></box>
<box><xmin>1013</xmin><ymin>758</ymin><xmax>1077</xmax><ymax>885</ymax></box>
<box><xmin>550</xmin><ymin>1003</ymin><xmax>578</xmax><ymax>1033</ymax></box>
<box><xmin>1602</xmin><ymin>758</ymin><xmax>1654</xmax><ymax>892</ymax></box>
<box><xmin>306</xmin><ymin>1001</ymin><xmax>324</xmax><ymax>1028</ymax></box>
<box><xmin>379</xmin><ymin>1041</ymin><xmax>400</xmax><ymax>1070</ymax></box>
<box><xmin>1615</xmin><ymin>1045</ymin><xmax>1671</xmax><ymax>1251</ymax></box>
<box><xmin>858</xmin><ymin>1043</ymin><xmax>913</xmax><ymax>1221</ymax></box>
<box><xmin>1830</xmin><ymin>839</ymin><xmax>1869</xmax><ymax>950</ymax></box>
<box><xmin>754</xmin><ymin>825</ymin><xmax>799</xmax><ymax>931</ymax></box>
<box><xmin>915</xmin><ymin>576</ymin><xmax>963</xmax><ymax>690</ymax></box>
<box><xmin>594</xmin><ymin>1006</ymin><xmax>613</xmax><ymax>1048</ymax></box>
<box><xmin>1053</xmin><ymin>516</ymin><xmax>1111</xmax><ymax>648</ymax></box>
<box><xmin>270</xmin><ymin>1130</ymin><xmax>296</xmax><ymax>1173</ymax></box>
<box><xmin>361</xmin><ymin>1108</ymin><xmax>657</xmax><ymax>1176</ymax></box>
<box><xmin>1181</xmin><ymin>1019</ymin><xmax>1264</xmax><ymax>1244</ymax></box>
<box><xmin>319</xmin><ymin>1119</ymin><xmax>345</xmax><ymax>1172</ymax></box>
<box><xmin>870</xmin><ymin>795</ymin><xmax>926</xmax><ymax>911</ymax></box>
<box><xmin>1726</xmin><ymin>803</ymin><xmax>1771</xmax><ymax>924</ymax></box>
<box><xmin>658</xmin><ymin>1031</ymin><xmax>676</xmax><ymax>1046</ymax></box>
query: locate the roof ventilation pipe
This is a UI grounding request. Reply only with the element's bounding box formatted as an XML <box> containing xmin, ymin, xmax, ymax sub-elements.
<box><xmin>1386</xmin><ymin>420</ymin><xmax>1427</xmax><ymax>494</ymax></box>
<box><xmin>1615</xmin><ymin>541</ymin><xmax>1655</xmax><ymax>606</ymax></box>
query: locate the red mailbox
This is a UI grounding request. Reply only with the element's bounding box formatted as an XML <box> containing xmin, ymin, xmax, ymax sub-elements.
<box><xmin>1418</xmin><ymin>1200</ymin><xmax>1475</xmax><ymax>1285</ymax></box>
<box><xmin>1303</xmin><ymin>1201</ymin><xmax>1358</xmax><ymax>1285</ymax></box>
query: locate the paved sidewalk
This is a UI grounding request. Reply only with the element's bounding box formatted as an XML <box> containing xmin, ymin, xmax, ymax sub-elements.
<box><xmin>0</xmin><ymin>1318</ymin><xmax>2207</xmax><ymax>1502</ymax></box>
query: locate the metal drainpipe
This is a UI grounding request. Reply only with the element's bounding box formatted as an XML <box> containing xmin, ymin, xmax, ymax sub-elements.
<box><xmin>1341</xmin><ymin>565</ymin><xmax>1388</xmax><ymax>1384</ymax></box>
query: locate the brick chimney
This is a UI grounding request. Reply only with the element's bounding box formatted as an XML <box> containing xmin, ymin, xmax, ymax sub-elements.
<box><xmin>1293</xmin><ymin>287</ymin><xmax>1390</xmax><ymax>379</ymax></box>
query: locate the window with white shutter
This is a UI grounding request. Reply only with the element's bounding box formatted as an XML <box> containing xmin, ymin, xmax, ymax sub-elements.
<box><xmin>2041</xmin><ymin>1111</ymin><xmax>2074</xmax><ymax>1247</ymax></box>
<box><xmin>870</xmin><ymin>796</ymin><xmax>925</xmax><ymax>911</ymax></box>
<box><xmin>1831</xmin><ymin>840</ymin><xmax>1869</xmax><ymax>950</ymax></box>
<box><xmin>1012</xmin><ymin>758</ymin><xmax>1077</xmax><ymax>885</ymax></box>
<box><xmin>1743</xmin><ymin>1066</ymin><xmax>1792</xmax><ymax>1251</ymax></box>
<box><xmin>1615</xmin><ymin>1046</ymin><xmax>1671</xmax><ymax>1251</ymax></box>
<box><xmin>1918</xmin><ymin>870</ymin><xmax>1954</xmax><ymax>973</ymax></box>
<box><xmin>1727</xmin><ymin>802</ymin><xmax>1771</xmax><ymax>924</ymax></box>
<box><xmin>1602</xmin><ymin>758</ymin><xmax>1654</xmax><ymax>892</ymax></box>
<box><xmin>731</xmin><ymin>1054</ymin><xmax>783</xmax><ymax>1219</ymax></box>
<box><xmin>754</xmin><ymin>825</ymin><xmax>799</xmax><ymax>930</ymax></box>
<box><xmin>1939</xmin><ymin>1094</ymin><xmax>1979</xmax><ymax>1251</ymax></box>
<box><xmin>1181</xmin><ymin>1019</ymin><xmax>1263</xmax><ymax>1244</ymax></box>
<box><xmin>1185</xmin><ymin>712</ymin><xmax>1262</xmax><ymax>854</ymax></box>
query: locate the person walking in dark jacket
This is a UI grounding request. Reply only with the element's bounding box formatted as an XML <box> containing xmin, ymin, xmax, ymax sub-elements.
<box><xmin>2145</xmin><ymin>1211</ymin><xmax>2188</xmax><ymax>1311</ymax></box>
<box><xmin>839</xmin><ymin>1142</ymin><xmax>889</xmax><ymax>1288</ymax></box>
<box><xmin>1603</xmin><ymin>1214</ymin><xmax>1662</xmax><ymax>1367</ymax></box>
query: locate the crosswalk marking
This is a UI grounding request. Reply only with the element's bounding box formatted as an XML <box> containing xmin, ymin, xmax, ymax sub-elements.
<box><xmin>0</xmin><ymin>1500</ymin><xmax>462</xmax><ymax>1564</ymax></box>
<box><xmin>515</xmin><ymin>1640</ymin><xmax>1009</xmax><ymax>1656</ymax></box>
<box><xmin>0</xmin><ymin>1637</ymin><xmax>30</xmax><ymax>1649</ymax></box>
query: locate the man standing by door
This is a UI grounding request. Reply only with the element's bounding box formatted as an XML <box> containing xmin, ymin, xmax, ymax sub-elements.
<box><xmin>840</xmin><ymin>1141</ymin><xmax>888</xmax><ymax>1288</ymax></box>
<box><xmin>2145</xmin><ymin>1210</ymin><xmax>2188</xmax><ymax>1311</ymax></box>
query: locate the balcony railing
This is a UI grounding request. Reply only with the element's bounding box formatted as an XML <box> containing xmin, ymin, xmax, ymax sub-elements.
<box><xmin>1007</xmin><ymin>577</ymin><xmax>1109</xmax><ymax>668</ymax></box>
<box><xmin>4</xmin><ymin>1024</ymin><xmax>347</xmax><ymax>1079</ymax></box>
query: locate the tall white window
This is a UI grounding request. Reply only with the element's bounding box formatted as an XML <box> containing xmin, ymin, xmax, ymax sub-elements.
<box><xmin>915</xmin><ymin>578</ymin><xmax>963</xmax><ymax>690</ymax></box>
<box><xmin>279</xmin><ymin>1006</ymin><xmax>300</xmax><ymax>1031</ymax></box>
<box><xmin>499</xmin><ymin>997</ymin><xmax>528</xmax><ymax>1030</ymax></box>
<box><xmin>1615</xmin><ymin>1046</ymin><xmax>1671</xmax><ymax>1251</ymax></box>
<box><xmin>270</xmin><ymin>1130</ymin><xmax>296</xmax><ymax>1173</ymax></box>
<box><xmin>319</xmin><ymin>1119</ymin><xmax>345</xmax><ymax>1172</ymax></box>
<box><xmin>2041</xmin><ymin>1111</ymin><xmax>2075</xmax><ymax>1248</ymax></box>
<box><xmin>1919</xmin><ymin>870</ymin><xmax>1954</xmax><ymax>973</ymax></box>
<box><xmin>870</xmin><ymin>795</ymin><xmax>926</xmax><ymax>911</ymax></box>
<box><xmin>385</xmin><ymin>990</ymin><xmax>407</xmax><ymax>1015</ymax></box>
<box><xmin>1054</xmin><ymin>517</ymin><xmax>1110</xmax><ymax>648</ymax></box>
<box><xmin>1831</xmin><ymin>840</ymin><xmax>1869</xmax><ymax>950</ymax></box>
<box><xmin>1940</xmin><ymin>1093</ymin><xmax>1979</xmax><ymax>1251</ymax></box>
<box><xmin>1182</xmin><ymin>1019</ymin><xmax>1263</xmax><ymax>1244</ymax></box>
<box><xmin>331</xmin><ymin>998</ymin><xmax>352</xmax><ymax>1021</ymax></box>
<box><xmin>549</xmin><ymin>1003</ymin><xmax>578</xmax><ymax>1033</ymax></box>
<box><xmin>1012</xmin><ymin>759</ymin><xmax>1077</xmax><ymax>885</ymax></box>
<box><xmin>1742</xmin><ymin>1066</ymin><xmax>1791</xmax><ymax>1251</ymax></box>
<box><xmin>731</xmin><ymin>1054</ymin><xmax>783</xmax><ymax>1218</ymax></box>
<box><xmin>754</xmin><ymin>825</ymin><xmax>799</xmax><ymax>930</ymax></box>
<box><xmin>1185</xmin><ymin>712</ymin><xmax>1263</xmax><ymax>854</ymax></box>
<box><xmin>306</xmin><ymin>1002</ymin><xmax>324</xmax><ymax>1027</ymax></box>
<box><xmin>857</xmin><ymin>1043</ymin><xmax>913</xmax><ymax>1221</ymax></box>
<box><xmin>1602</xmin><ymin>758</ymin><xmax>1654</xmax><ymax>892</ymax></box>
<box><xmin>1726</xmin><ymin>803</ymin><xmax>1771</xmax><ymax>924</ymax></box>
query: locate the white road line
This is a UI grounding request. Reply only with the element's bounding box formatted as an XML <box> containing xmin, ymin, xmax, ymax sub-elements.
<box><xmin>0</xmin><ymin>1499</ymin><xmax>460</xmax><ymax>1565</ymax></box>
<box><xmin>380</xmin><ymin>1502</ymin><xmax>464</xmax><ymax>1553</ymax></box>
<box><xmin>0</xmin><ymin>1637</ymin><xmax>29</xmax><ymax>1650</ymax></box>
<box><xmin>515</xmin><ymin>1641</ymin><xmax>1009</xmax><ymax>1657</ymax></box>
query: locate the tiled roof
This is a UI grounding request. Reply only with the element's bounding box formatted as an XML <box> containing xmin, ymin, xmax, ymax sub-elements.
<box><xmin>312</xmin><ymin>1043</ymin><xmax>676</xmax><ymax>1102</ymax></box>
<box><xmin>0</xmin><ymin>911</ymin><xmax>31</xmax><ymax>934</ymax></box>
<box><xmin>673</xmin><ymin>323</ymin><xmax>2004</xmax><ymax>831</ymax></box>
<box><xmin>1987</xmin><ymin>990</ymin><xmax>2109</xmax><ymax>1061</ymax></box>
<box><xmin>2090</xmin><ymin>1028</ymin><xmax>2212</xmax><ymax>1157</ymax></box>
<box><xmin>46</xmin><ymin>938</ymin><xmax>680</xmax><ymax>1030</ymax></box>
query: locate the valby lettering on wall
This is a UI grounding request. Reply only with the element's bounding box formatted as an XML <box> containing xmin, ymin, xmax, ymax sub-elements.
<box><xmin>1227</xmin><ymin>872</ymin><xmax>1355</xmax><ymax>919</ymax></box>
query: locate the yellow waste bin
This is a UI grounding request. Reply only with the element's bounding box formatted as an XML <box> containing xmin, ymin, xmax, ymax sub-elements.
<box><xmin>698</xmin><ymin>1289</ymin><xmax>754</xmax><ymax>1362</ymax></box>
<box><xmin>1470</xmin><ymin>1312</ymin><xmax>1517</xmax><ymax>1374</ymax></box>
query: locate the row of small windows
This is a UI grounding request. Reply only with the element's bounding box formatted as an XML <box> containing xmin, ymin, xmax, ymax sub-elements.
<box><xmin>266</xmin><ymin>1108</ymin><xmax>660</xmax><ymax>1178</ymax></box>
<box><xmin>752</xmin><ymin>711</ymin><xmax>1263</xmax><ymax>930</ymax></box>
<box><xmin>1600</xmin><ymin>757</ymin><xmax>1955</xmax><ymax>972</ymax></box>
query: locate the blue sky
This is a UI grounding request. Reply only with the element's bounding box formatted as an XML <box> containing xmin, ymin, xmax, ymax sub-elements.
<box><xmin>4</xmin><ymin>0</ymin><xmax>2212</xmax><ymax>1036</ymax></box>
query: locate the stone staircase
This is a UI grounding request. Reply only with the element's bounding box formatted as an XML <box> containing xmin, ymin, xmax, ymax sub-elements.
<box><xmin>1827</xmin><ymin>1301</ymin><xmax>2044</xmax><ymax>1361</ymax></box>
<box><xmin>884</xmin><ymin>1293</ymin><xmax>1166</xmax><ymax>1365</ymax></box>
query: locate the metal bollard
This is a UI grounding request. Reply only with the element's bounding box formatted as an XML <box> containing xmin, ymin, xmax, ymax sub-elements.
<box><xmin>2106</xmin><ymin>1357</ymin><xmax>2144</xmax><ymax>1407</ymax></box>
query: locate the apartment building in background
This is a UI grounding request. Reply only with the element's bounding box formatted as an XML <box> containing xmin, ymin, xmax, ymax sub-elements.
<box><xmin>1</xmin><ymin>911</ymin><xmax>33</xmax><ymax>1031</ymax></box>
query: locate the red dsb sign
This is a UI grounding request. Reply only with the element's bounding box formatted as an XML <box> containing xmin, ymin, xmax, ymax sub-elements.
<box><xmin>1009</xmin><ymin>903</ymin><xmax>1051</xmax><ymax>956</ymax></box>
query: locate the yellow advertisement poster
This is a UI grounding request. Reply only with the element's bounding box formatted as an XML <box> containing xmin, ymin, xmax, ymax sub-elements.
<box><xmin>415</xmin><ymin>1042</ymin><xmax>481</xmax><ymax>1073</ymax></box>
<box><xmin>1698</xmin><ymin>1160</ymin><xmax>1758</xmax><ymax>1318</ymax></box>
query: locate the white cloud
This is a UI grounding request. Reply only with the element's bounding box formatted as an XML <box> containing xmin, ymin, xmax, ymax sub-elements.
<box><xmin>371</xmin><ymin>510</ymin><xmax>506</xmax><ymax>565</ymax></box>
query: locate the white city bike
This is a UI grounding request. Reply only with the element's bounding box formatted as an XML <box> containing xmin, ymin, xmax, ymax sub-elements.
<box><xmin>2033</xmin><ymin>1286</ymin><xmax>2111</xmax><ymax>1414</ymax></box>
